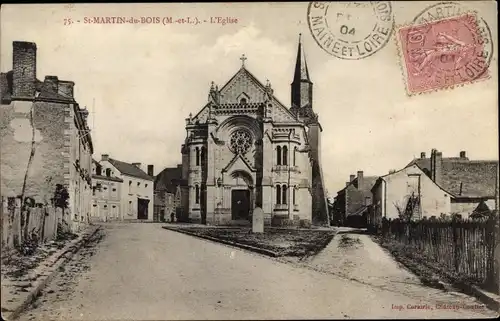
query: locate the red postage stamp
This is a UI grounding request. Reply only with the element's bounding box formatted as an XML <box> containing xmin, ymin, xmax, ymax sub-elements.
<box><xmin>398</xmin><ymin>13</ymin><xmax>490</xmax><ymax>95</ymax></box>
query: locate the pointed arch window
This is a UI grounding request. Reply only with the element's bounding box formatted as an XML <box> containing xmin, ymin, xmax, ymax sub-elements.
<box><xmin>293</xmin><ymin>147</ymin><xmax>297</xmax><ymax>166</ymax></box>
<box><xmin>276</xmin><ymin>185</ymin><xmax>281</xmax><ymax>204</ymax></box>
<box><xmin>282</xmin><ymin>184</ymin><xmax>288</xmax><ymax>205</ymax></box>
<box><xmin>293</xmin><ymin>187</ymin><xmax>296</xmax><ymax>205</ymax></box>
<box><xmin>282</xmin><ymin>146</ymin><xmax>288</xmax><ymax>166</ymax></box>
<box><xmin>195</xmin><ymin>185</ymin><xmax>200</xmax><ymax>204</ymax></box>
<box><xmin>200</xmin><ymin>147</ymin><xmax>206</xmax><ymax>167</ymax></box>
<box><xmin>195</xmin><ymin>147</ymin><xmax>200</xmax><ymax>166</ymax></box>
<box><xmin>276</xmin><ymin>146</ymin><xmax>282</xmax><ymax>165</ymax></box>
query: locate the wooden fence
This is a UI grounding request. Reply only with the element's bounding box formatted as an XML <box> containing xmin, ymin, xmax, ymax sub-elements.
<box><xmin>1</xmin><ymin>197</ymin><xmax>62</xmax><ymax>251</ymax></box>
<box><xmin>381</xmin><ymin>216</ymin><xmax>498</xmax><ymax>293</ymax></box>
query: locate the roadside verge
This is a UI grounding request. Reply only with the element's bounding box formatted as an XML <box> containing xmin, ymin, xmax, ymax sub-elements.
<box><xmin>1</xmin><ymin>225</ymin><xmax>102</xmax><ymax>321</ymax></box>
<box><xmin>162</xmin><ymin>226</ymin><xmax>279</xmax><ymax>257</ymax></box>
<box><xmin>371</xmin><ymin>235</ymin><xmax>500</xmax><ymax>313</ymax></box>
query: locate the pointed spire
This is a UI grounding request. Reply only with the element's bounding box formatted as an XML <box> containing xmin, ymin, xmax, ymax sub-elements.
<box><xmin>293</xmin><ymin>33</ymin><xmax>311</xmax><ymax>83</ymax></box>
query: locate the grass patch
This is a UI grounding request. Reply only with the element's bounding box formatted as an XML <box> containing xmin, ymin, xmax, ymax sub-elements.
<box><xmin>1</xmin><ymin>233</ymin><xmax>79</xmax><ymax>279</ymax></box>
<box><xmin>170</xmin><ymin>227</ymin><xmax>335</xmax><ymax>257</ymax></box>
<box><xmin>338</xmin><ymin>234</ymin><xmax>362</xmax><ymax>249</ymax></box>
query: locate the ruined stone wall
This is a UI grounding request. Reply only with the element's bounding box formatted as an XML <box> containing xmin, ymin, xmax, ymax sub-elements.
<box><xmin>1</xmin><ymin>100</ymin><xmax>69</xmax><ymax>205</ymax></box>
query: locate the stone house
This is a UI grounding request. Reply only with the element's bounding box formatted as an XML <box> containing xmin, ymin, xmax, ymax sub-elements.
<box><xmin>1</xmin><ymin>41</ymin><xmax>93</xmax><ymax>233</ymax></box>
<box><xmin>91</xmin><ymin>159</ymin><xmax>123</xmax><ymax>221</ymax></box>
<box><xmin>370</xmin><ymin>164</ymin><xmax>452</xmax><ymax>226</ymax></box>
<box><xmin>154</xmin><ymin>165</ymin><xmax>183</xmax><ymax>222</ymax></box>
<box><xmin>95</xmin><ymin>154</ymin><xmax>154</xmax><ymax>220</ymax></box>
<box><xmin>406</xmin><ymin>149</ymin><xmax>499</xmax><ymax>219</ymax></box>
<box><xmin>179</xmin><ymin>36</ymin><xmax>329</xmax><ymax>226</ymax></box>
<box><xmin>331</xmin><ymin>171</ymin><xmax>378</xmax><ymax>227</ymax></box>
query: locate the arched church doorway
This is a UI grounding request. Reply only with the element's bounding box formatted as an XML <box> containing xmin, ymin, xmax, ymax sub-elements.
<box><xmin>232</xmin><ymin>189</ymin><xmax>250</xmax><ymax>220</ymax></box>
<box><xmin>229</xmin><ymin>170</ymin><xmax>253</xmax><ymax>221</ymax></box>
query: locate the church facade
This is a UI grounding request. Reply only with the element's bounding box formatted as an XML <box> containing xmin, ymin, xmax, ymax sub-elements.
<box><xmin>179</xmin><ymin>36</ymin><xmax>329</xmax><ymax>227</ymax></box>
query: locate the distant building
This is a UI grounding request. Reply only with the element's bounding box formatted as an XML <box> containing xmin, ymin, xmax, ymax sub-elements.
<box><xmin>332</xmin><ymin>171</ymin><xmax>378</xmax><ymax>227</ymax></box>
<box><xmin>370</xmin><ymin>164</ymin><xmax>451</xmax><ymax>226</ymax></box>
<box><xmin>91</xmin><ymin>159</ymin><xmax>123</xmax><ymax>221</ymax></box>
<box><xmin>407</xmin><ymin>149</ymin><xmax>499</xmax><ymax>218</ymax></box>
<box><xmin>154</xmin><ymin>165</ymin><xmax>183</xmax><ymax>222</ymax></box>
<box><xmin>96</xmin><ymin>154</ymin><xmax>154</xmax><ymax>220</ymax></box>
<box><xmin>1</xmin><ymin>41</ymin><xmax>93</xmax><ymax>233</ymax></box>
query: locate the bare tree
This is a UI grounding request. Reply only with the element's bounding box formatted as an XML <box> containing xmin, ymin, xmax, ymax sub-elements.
<box><xmin>393</xmin><ymin>192</ymin><xmax>421</xmax><ymax>222</ymax></box>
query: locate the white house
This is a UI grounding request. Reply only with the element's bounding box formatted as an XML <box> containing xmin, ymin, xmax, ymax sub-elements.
<box><xmin>97</xmin><ymin>154</ymin><xmax>154</xmax><ymax>221</ymax></box>
<box><xmin>371</xmin><ymin>164</ymin><xmax>451</xmax><ymax>224</ymax></box>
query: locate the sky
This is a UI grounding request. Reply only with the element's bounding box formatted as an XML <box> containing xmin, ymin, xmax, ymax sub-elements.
<box><xmin>1</xmin><ymin>2</ymin><xmax>498</xmax><ymax>197</ymax></box>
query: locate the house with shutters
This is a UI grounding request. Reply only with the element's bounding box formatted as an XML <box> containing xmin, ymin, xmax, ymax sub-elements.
<box><xmin>94</xmin><ymin>154</ymin><xmax>154</xmax><ymax>221</ymax></box>
<box><xmin>91</xmin><ymin>159</ymin><xmax>123</xmax><ymax>221</ymax></box>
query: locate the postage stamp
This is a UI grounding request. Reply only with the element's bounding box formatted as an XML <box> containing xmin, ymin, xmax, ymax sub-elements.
<box><xmin>396</xmin><ymin>2</ymin><xmax>493</xmax><ymax>95</ymax></box>
<box><xmin>307</xmin><ymin>1</ymin><xmax>394</xmax><ymax>60</ymax></box>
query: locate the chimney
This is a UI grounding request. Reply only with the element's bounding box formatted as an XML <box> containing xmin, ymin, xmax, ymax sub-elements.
<box><xmin>12</xmin><ymin>41</ymin><xmax>37</xmax><ymax>98</ymax></box>
<box><xmin>357</xmin><ymin>171</ymin><xmax>364</xmax><ymax>190</ymax></box>
<box><xmin>349</xmin><ymin>174</ymin><xmax>355</xmax><ymax>182</ymax></box>
<box><xmin>420</xmin><ymin>152</ymin><xmax>426</xmax><ymax>158</ymax></box>
<box><xmin>58</xmin><ymin>80</ymin><xmax>74</xmax><ymax>99</ymax></box>
<box><xmin>101</xmin><ymin>154</ymin><xmax>109</xmax><ymax>161</ymax></box>
<box><xmin>147</xmin><ymin>165</ymin><xmax>154</xmax><ymax>177</ymax></box>
<box><xmin>79</xmin><ymin>107</ymin><xmax>89</xmax><ymax>123</ymax></box>
<box><xmin>132</xmin><ymin>162</ymin><xmax>142</xmax><ymax>169</ymax></box>
<box><xmin>459</xmin><ymin>151</ymin><xmax>466</xmax><ymax>158</ymax></box>
<box><xmin>430</xmin><ymin>149</ymin><xmax>442</xmax><ymax>184</ymax></box>
<box><xmin>42</xmin><ymin>76</ymin><xmax>58</xmax><ymax>95</ymax></box>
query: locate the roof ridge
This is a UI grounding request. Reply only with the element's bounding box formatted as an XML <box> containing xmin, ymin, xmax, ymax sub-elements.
<box><xmin>108</xmin><ymin>158</ymin><xmax>154</xmax><ymax>181</ymax></box>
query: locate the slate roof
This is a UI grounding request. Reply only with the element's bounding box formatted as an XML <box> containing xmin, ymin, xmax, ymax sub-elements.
<box><xmin>407</xmin><ymin>157</ymin><xmax>498</xmax><ymax>198</ymax></box>
<box><xmin>293</xmin><ymin>36</ymin><xmax>311</xmax><ymax>83</ymax></box>
<box><xmin>155</xmin><ymin>166</ymin><xmax>182</xmax><ymax>193</ymax></box>
<box><xmin>92</xmin><ymin>174</ymin><xmax>124</xmax><ymax>183</ymax></box>
<box><xmin>337</xmin><ymin>175</ymin><xmax>378</xmax><ymax>194</ymax></box>
<box><xmin>108</xmin><ymin>158</ymin><xmax>154</xmax><ymax>181</ymax></box>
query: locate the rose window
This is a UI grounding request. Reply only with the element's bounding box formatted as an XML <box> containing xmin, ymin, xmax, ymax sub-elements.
<box><xmin>229</xmin><ymin>129</ymin><xmax>252</xmax><ymax>154</ymax></box>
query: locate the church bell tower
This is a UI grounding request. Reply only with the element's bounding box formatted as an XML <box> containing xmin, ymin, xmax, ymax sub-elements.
<box><xmin>290</xmin><ymin>33</ymin><xmax>329</xmax><ymax>226</ymax></box>
<box><xmin>290</xmin><ymin>34</ymin><xmax>314</xmax><ymax>121</ymax></box>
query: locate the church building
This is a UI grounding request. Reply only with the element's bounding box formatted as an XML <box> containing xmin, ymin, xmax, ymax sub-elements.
<box><xmin>179</xmin><ymin>35</ymin><xmax>329</xmax><ymax>227</ymax></box>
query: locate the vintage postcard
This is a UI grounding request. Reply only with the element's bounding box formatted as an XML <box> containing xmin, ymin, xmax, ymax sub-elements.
<box><xmin>1</xmin><ymin>1</ymin><xmax>499</xmax><ymax>320</ymax></box>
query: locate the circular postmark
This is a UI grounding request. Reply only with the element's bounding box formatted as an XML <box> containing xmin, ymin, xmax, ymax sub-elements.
<box><xmin>408</xmin><ymin>1</ymin><xmax>493</xmax><ymax>84</ymax></box>
<box><xmin>307</xmin><ymin>1</ymin><xmax>394</xmax><ymax>60</ymax></box>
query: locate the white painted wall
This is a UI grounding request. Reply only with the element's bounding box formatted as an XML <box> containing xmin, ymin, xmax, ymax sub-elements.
<box><xmin>374</xmin><ymin>164</ymin><xmax>451</xmax><ymax>220</ymax></box>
